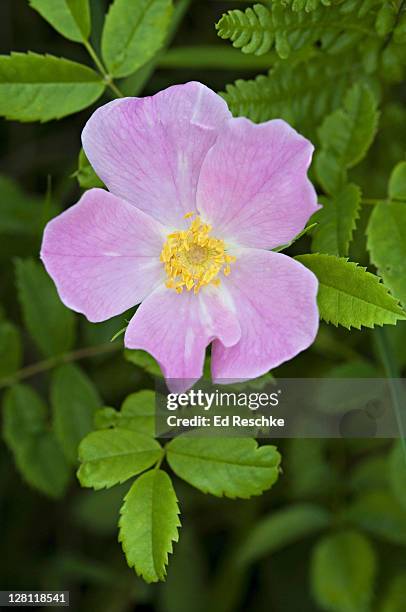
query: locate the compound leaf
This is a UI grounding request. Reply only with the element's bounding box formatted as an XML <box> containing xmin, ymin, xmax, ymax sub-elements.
<box><xmin>221</xmin><ymin>55</ymin><xmax>377</xmax><ymax>138</ymax></box>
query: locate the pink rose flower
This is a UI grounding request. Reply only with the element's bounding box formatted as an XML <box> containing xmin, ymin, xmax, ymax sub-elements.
<box><xmin>41</xmin><ymin>82</ymin><xmax>319</xmax><ymax>386</ymax></box>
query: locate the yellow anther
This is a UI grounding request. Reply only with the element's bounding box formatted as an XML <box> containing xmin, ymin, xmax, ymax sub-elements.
<box><xmin>160</xmin><ymin>214</ymin><xmax>236</xmax><ymax>294</ymax></box>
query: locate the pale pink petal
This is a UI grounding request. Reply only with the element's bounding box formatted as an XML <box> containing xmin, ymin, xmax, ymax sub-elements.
<box><xmin>82</xmin><ymin>82</ymin><xmax>232</xmax><ymax>228</ymax></box>
<box><xmin>40</xmin><ymin>188</ymin><xmax>166</xmax><ymax>322</ymax></box>
<box><xmin>211</xmin><ymin>249</ymin><xmax>319</xmax><ymax>380</ymax></box>
<box><xmin>125</xmin><ymin>285</ymin><xmax>241</xmax><ymax>384</ymax></box>
<box><xmin>196</xmin><ymin>117</ymin><xmax>319</xmax><ymax>249</ymax></box>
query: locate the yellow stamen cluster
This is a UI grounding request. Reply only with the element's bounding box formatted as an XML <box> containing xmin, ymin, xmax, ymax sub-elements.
<box><xmin>160</xmin><ymin>213</ymin><xmax>236</xmax><ymax>294</ymax></box>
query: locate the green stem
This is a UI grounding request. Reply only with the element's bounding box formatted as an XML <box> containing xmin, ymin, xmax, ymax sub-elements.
<box><xmin>375</xmin><ymin>327</ymin><xmax>406</xmax><ymax>460</ymax></box>
<box><xmin>0</xmin><ymin>342</ymin><xmax>121</xmax><ymax>390</ymax></box>
<box><xmin>83</xmin><ymin>40</ymin><xmax>124</xmax><ymax>98</ymax></box>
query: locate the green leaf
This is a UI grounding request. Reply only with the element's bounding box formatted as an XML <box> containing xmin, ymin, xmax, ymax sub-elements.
<box><xmin>389</xmin><ymin>442</ymin><xmax>406</xmax><ymax>511</ymax></box>
<box><xmin>29</xmin><ymin>0</ymin><xmax>91</xmax><ymax>42</ymax></box>
<box><xmin>0</xmin><ymin>52</ymin><xmax>105</xmax><ymax>122</ymax></box>
<box><xmin>0</xmin><ymin>321</ymin><xmax>22</xmax><ymax>379</ymax></box>
<box><xmin>2</xmin><ymin>384</ymin><xmax>70</xmax><ymax>498</ymax></box>
<box><xmin>76</xmin><ymin>148</ymin><xmax>104</xmax><ymax>190</ymax></box>
<box><xmin>380</xmin><ymin>572</ymin><xmax>406</xmax><ymax>612</ymax></box>
<box><xmin>94</xmin><ymin>406</ymin><xmax>120</xmax><ymax>430</ymax></box>
<box><xmin>344</xmin><ymin>489</ymin><xmax>406</xmax><ymax>546</ymax></box>
<box><xmin>119</xmin><ymin>469</ymin><xmax>180</xmax><ymax>582</ymax></box>
<box><xmin>388</xmin><ymin>161</ymin><xmax>406</xmax><ymax>201</ymax></box>
<box><xmin>312</xmin><ymin>183</ymin><xmax>361</xmax><ymax>256</ymax></box>
<box><xmin>0</xmin><ymin>175</ymin><xmax>44</xmax><ymax>235</ymax></box>
<box><xmin>78</xmin><ymin>428</ymin><xmax>162</xmax><ymax>489</ymax></box>
<box><xmin>296</xmin><ymin>254</ymin><xmax>406</xmax><ymax>329</ymax></box>
<box><xmin>15</xmin><ymin>258</ymin><xmax>76</xmax><ymax>357</ymax></box>
<box><xmin>349</xmin><ymin>455</ymin><xmax>388</xmax><ymax>493</ymax></box>
<box><xmin>166</xmin><ymin>436</ymin><xmax>281</xmax><ymax>499</ymax></box>
<box><xmin>311</xmin><ymin>530</ymin><xmax>376</xmax><ymax>612</ymax></box>
<box><xmin>51</xmin><ymin>363</ymin><xmax>101</xmax><ymax>464</ymax></box>
<box><xmin>235</xmin><ymin>504</ymin><xmax>331</xmax><ymax>567</ymax></box>
<box><xmin>125</xmin><ymin>349</ymin><xmax>162</xmax><ymax>377</ymax></box>
<box><xmin>102</xmin><ymin>0</ymin><xmax>173</xmax><ymax>78</ymax></box>
<box><xmin>287</xmin><ymin>439</ymin><xmax>337</xmax><ymax>499</ymax></box>
<box><xmin>367</xmin><ymin>201</ymin><xmax>406</xmax><ymax>307</ymax></box>
<box><xmin>119</xmin><ymin>391</ymin><xmax>155</xmax><ymax>437</ymax></box>
<box><xmin>316</xmin><ymin>84</ymin><xmax>379</xmax><ymax>193</ymax></box>
<box><xmin>94</xmin><ymin>391</ymin><xmax>155</xmax><ymax>437</ymax></box>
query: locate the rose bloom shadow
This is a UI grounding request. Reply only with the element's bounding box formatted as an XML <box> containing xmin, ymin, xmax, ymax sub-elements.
<box><xmin>40</xmin><ymin>81</ymin><xmax>320</xmax><ymax>391</ymax></box>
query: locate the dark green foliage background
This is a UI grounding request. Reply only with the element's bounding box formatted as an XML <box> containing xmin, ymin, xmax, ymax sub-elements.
<box><xmin>1</xmin><ymin>1</ymin><xmax>406</xmax><ymax>611</ymax></box>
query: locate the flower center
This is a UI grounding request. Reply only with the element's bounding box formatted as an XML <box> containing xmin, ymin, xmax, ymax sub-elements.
<box><xmin>160</xmin><ymin>213</ymin><xmax>236</xmax><ymax>294</ymax></box>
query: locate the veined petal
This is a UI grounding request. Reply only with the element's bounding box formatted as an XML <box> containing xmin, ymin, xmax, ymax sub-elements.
<box><xmin>125</xmin><ymin>284</ymin><xmax>241</xmax><ymax>385</ymax></box>
<box><xmin>40</xmin><ymin>189</ymin><xmax>166</xmax><ymax>322</ymax></box>
<box><xmin>82</xmin><ymin>82</ymin><xmax>231</xmax><ymax>228</ymax></box>
<box><xmin>196</xmin><ymin>117</ymin><xmax>319</xmax><ymax>249</ymax></box>
<box><xmin>211</xmin><ymin>249</ymin><xmax>319</xmax><ymax>381</ymax></box>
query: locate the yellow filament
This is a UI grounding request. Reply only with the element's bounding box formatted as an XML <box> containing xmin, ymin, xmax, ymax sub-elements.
<box><xmin>160</xmin><ymin>213</ymin><xmax>236</xmax><ymax>294</ymax></box>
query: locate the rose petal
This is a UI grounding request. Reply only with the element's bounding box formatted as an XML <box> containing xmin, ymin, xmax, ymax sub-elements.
<box><xmin>40</xmin><ymin>188</ymin><xmax>166</xmax><ymax>322</ymax></box>
<box><xmin>211</xmin><ymin>249</ymin><xmax>319</xmax><ymax>380</ymax></box>
<box><xmin>197</xmin><ymin>117</ymin><xmax>319</xmax><ymax>249</ymax></box>
<box><xmin>82</xmin><ymin>82</ymin><xmax>231</xmax><ymax>228</ymax></box>
<box><xmin>125</xmin><ymin>284</ymin><xmax>241</xmax><ymax>385</ymax></box>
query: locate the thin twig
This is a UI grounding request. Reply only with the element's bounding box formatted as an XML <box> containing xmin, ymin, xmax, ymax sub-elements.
<box><xmin>375</xmin><ymin>327</ymin><xmax>406</xmax><ymax>461</ymax></box>
<box><xmin>83</xmin><ymin>40</ymin><xmax>124</xmax><ymax>98</ymax></box>
<box><xmin>0</xmin><ymin>342</ymin><xmax>121</xmax><ymax>389</ymax></box>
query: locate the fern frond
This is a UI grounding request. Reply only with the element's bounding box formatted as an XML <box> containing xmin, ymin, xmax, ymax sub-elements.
<box><xmin>276</xmin><ymin>0</ymin><xmax>334</xmax><ymax>11</ymax></box>
<box><xmin>216</xmin><ymin>1</ymin><xmax>384</xmax><ymax>58</ymax></box>
<box><xmin>216</xmin><ymin>4</ymin><xmax>274</xmax><ymax>56</ymax></box>
<box><xmin>220</xmin><ymin>55</ymin><xmax>379</xmax><ymax>137</ymax></box>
